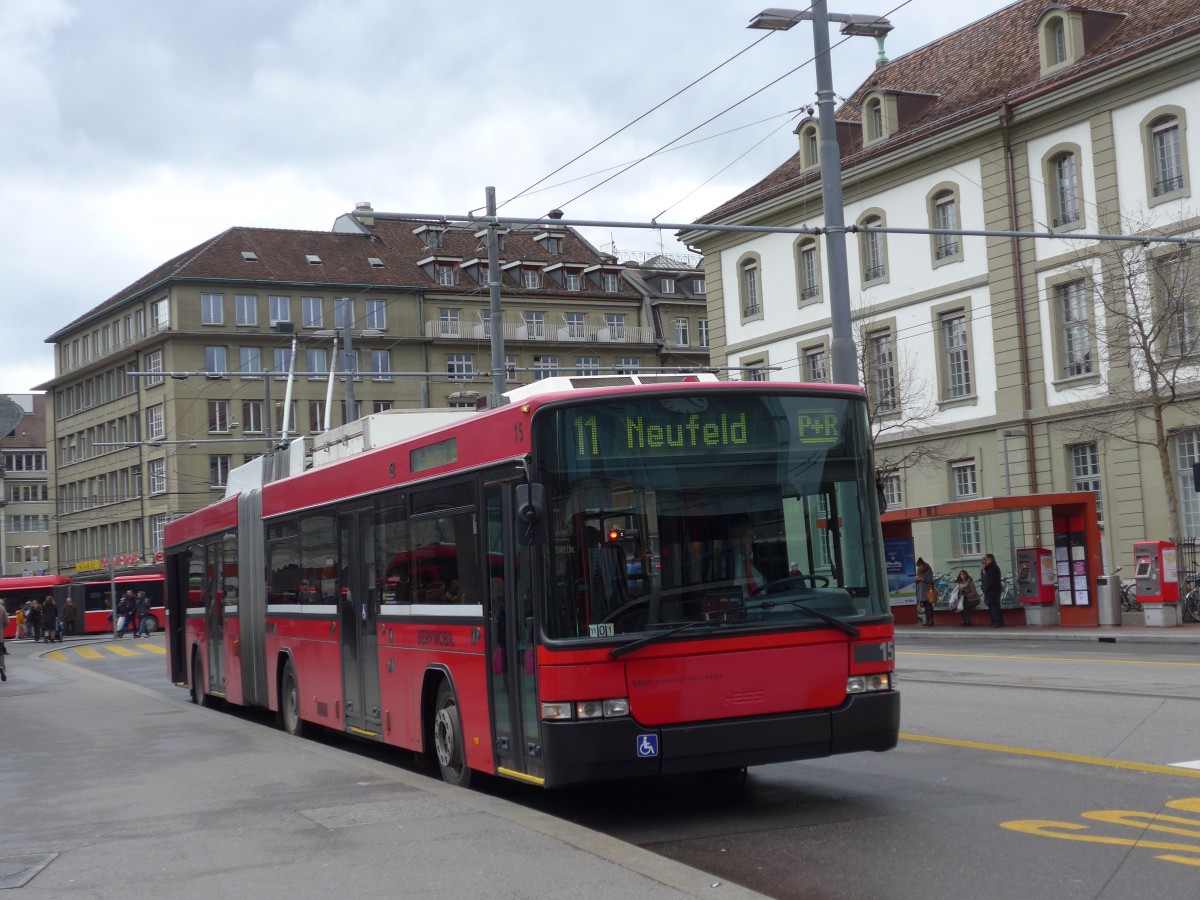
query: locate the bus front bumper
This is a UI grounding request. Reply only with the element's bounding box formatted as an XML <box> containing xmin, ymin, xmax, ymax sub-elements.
<box><xmin>539</xmin><ymin>690</ymin><xmax>900</xmax><ymax>788</ymax></box>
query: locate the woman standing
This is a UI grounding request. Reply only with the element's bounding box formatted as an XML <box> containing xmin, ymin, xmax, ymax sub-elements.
<box><xmin>955</xmin><ymin>569</ymin><xmax>981</xmax><ymax>626</ymax></box>
<box><xmin>40</xmin><ymin>595</ymin><xmax>59</xmax><ymax>644</ymax></box>
<box><xmin>914</xmin><ymin>557</ymin><xmax>937</xmax><ymax>626</ymax></box>
<box><xmin>1</xmin><ymin>604</ymin><xmax>8</xmax><ymax>681</ymax></box>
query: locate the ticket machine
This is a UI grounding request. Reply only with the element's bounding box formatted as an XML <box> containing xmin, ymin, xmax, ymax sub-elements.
<box><xmin>1016</xmin><ymin>547</ymin><xmax>1058</xmax><ymax>625</ymax></box>
<box><xmin>1133</xmin><ymin>540</ymin><xmax>1179</xmax><ymax>626</ymax></box>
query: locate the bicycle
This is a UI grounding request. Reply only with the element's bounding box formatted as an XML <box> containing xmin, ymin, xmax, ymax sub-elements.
<box><xmin>1111</xmin><ymin>566</ymin><xmax>1141</xmax><ymax>612</ymax></box>
<box><xmin>1182</xmin><ymin>575</ymin><xmax>1200</xmax><ymax>624</ymax></box>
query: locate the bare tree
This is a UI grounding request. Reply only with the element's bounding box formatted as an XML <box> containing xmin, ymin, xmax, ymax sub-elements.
<box><xmin>854</xmin><ymin>310</ymin><xmax>959</xmax><ymax>481</ymax></box>
<box><xmin>1059</xmin><ymin>219</ymin><xmax>1200</xmax><ymax>532</ymax></box>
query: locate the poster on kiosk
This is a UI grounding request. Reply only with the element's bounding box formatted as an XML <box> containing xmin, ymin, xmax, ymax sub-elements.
<box><xmin>1134</xmin><ymin>541</ymin><xmax>1179</xmax><ymax>627</ymax></box>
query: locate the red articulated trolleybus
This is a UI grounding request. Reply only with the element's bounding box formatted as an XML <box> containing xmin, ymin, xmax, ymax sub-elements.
<box><xmin>1</xmin><ymin>575</ymin><xmax>72</xmax><ymax>638</ymax></box>
<box><xmin>163</xmin><ymin>374</ymin><xmax>899</xmax><ymax>788</ymax></box>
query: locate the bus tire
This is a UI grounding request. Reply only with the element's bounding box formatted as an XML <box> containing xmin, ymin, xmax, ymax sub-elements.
<box><xmin>143</xmin><ymin>615</ymin><xmax>158</xmax><ymax>634</ymax></box>
<box><xmin>279</xmin><ymin>659</ymin><xmax>305</xmax><ymax>738</ymax></box>
<box><xmin>191</xmin><ymin>653</ymin><xmax>208</xmax><ymax>707</ymax></box>
<box><xmin>432</xmin><ymin>681</ymin><xmax>470</xmax><ymax>788</ymax></box>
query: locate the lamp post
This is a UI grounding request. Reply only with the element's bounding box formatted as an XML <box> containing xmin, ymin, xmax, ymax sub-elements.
<box><xmin>1002</xmin><ymin>429</ymin><xmax>1026</xmax><ymax>584</ymax></box>
<box><xmin>748</xmin><ymin>5</ymin><xmax>892</xmax><ymax>386</ymax></box>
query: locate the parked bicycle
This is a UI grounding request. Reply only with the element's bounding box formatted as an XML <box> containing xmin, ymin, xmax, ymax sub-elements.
<box><xmin>1112</xmin><ymin>567</ymin><xmax>1141</xmax><ymax>612</ymax></box>
<box><xmin>1182</xmin><ymin>574</ymin><xmax>1200</xmax><ymax>624</ymax></box>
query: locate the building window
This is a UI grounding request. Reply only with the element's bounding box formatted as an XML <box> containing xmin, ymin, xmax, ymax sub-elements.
<box><xmin>693</xmin><ymin>279</ymin><xmax>705</xmax><ymax>295</ymax></box>
<box><xmin>605</xmin><ymin>313</ymin><xmax>626</xmax><ymax>339</ymax></box>
<box><xmin>269</xmin><ymin>295</ymin><xmax>290</xmax><ymax>325</ymax></box>
<box><xmin>201</xmin><ymin>293</ymin><xmax>224</xmax><ymax>325</ymax></box>
<box><xmin>1058</xmin><ymin>280</ymin><xmax>1093</xmax><ymax>377</ymax></box>
<box><xmin>576</xmin><ymin>356</ymin><xmax>600</xmax><ymax>376</ymax></box>
<box><xmin>302</xmin><ymin>297</ymin><xmax>323</xmax><ymax>328</ymax></box>
<box><xmin>797</xmin><ymin>238</ymin><xmax>820</xmax><ymax>301</ymax></box>
<box><xmin>602</xmin><ymin>272</ymin><xmax>620</xmax><ymax>293</ymax></box>
<box><xmin>661</xmin><ymin>278</ymin><xmax>675</xmax><ymax>294</ymax></box>
<box><xmin>151</xmin><ymin>298</ymin><xmax>169</xmax><ymax>332</ymax></box>
<box><xmin>149</xmin><ymin>459</ymin><xmax>166</xmax><ymax>495</ymax></box>
<box><xmin>522</xmin><ymin>269</ymin><xmax>541</xmax><ymax>289</ymax></box>
<box><xmin>306</xmin><ymin>348</ymin><xmax>327</xmax><ymax>376</ymax></box>
<box><xmin>371</xmin><ymin>349</ymin><xmax>391</xmax><ymax>380</ymax></box>
<box><xmin>859</xmin><ymin>214</ymin><xmax>888</xmax><ymax>285</ymax></box>
<box><xmin>334</xmin><ymin>298</ymin><xmax>354</xmax><ymax>329</ymax></box>
<box><xmin>1048</xmin><ymin>150</ymin><xmax>1081</xmax><ymax>228</ymax></box>
<box><xmin>1150</xmin><ymin>114</ymin><xmax>1186</xmax><ymax>197</ymax></box>
<box><xmin>235</xmin><ymin>294</ymin><xmax>257</xmax><ymax>325</ymax></box>
<box><xmin>565</xmin><ymin>312</ymin><xmax>586</xmax><ymax>338</ymax></box>
<box><xmin>372</xmin><ymin>401</ymin><xmax>392</xmax><ymax>414</ymax></box>
<box><xmin>545</xmin><ymin>236</ymin><xmax>561</xmax><ymax>255</ymax></box>
<box><xmin>365</xmin><ymin>299</ymin><xmax>387</xmax><ymax>330</ymax></box>
<box><xmin>882</xmin><ymin>473</ymin><xmax>902</xmax><ymax>510</ymax></box>
<box><xmin>868</xmin><ymin>330</ymin><xmax>897</xmax><ymax>413</ymax></box>
<box><xmin>505</xmin><ymin>355</ymin><xmax>517</xmax><ymax>382</ymax></box>
<box><xmin>698</xmin><ymin>319</ymin><xmax>709</xmax><ymax>347</ymax></box>
<box><xmin>941</xmin><ymin>312</ymin><xmax>972</xmax><ymax>399</ymax></box>
<box><xmin>437</xmin><ymin>264</ymin><xmax>457</xmax><ymax>287</ymax></box>
<box><xmin>273</xmin><ymin>347</ymin><xmax>294</xmax><ymax>377</ymax></box>
<box><xmin>742</xmin><ymin>359</ymin><xmax>769</xmax><ymax>382</ymax></box>
<box><xmin>566</xmin><ymin>272</ymin><xmax>582</xmax><ymax>292</ymax></box>
<box><xmin>447</xmin><ymin>353</ymin><xmax>474</xmax><ymax>380</ymax></box>
<box><xmin>205</xmin><ymin>346</ymin><xmax>227</xmax><ymax>375</ymax></box>
<box><xmin>146</xmin><ymin>404</ymin><xmax>165</xmax><ymax>440</ymax></box>
<box><xmin>673</xmin><ymin>318</ymin><xmax>690</xmax><ymax>346</ymax></box>
<box><xmin>308</xmin><ymin>400</ymin><xmax>327</xmax><ymax>433</ymax></box>
<box><xmin>804</xmin><ymin>346</ymin><xmax>828</xmax><ymax>383</ymax></box>
<box><xmin>865</xmin><ymin>97</ymin><xmax>885</xmax><ymax>143</ymax></box>
<box><xmin>799</xmin><ymin>122</ymin><xmax>819</xmax><ymax>168</ymax></box>
<box><xmin>145</xmin><ymin>351</ymin><xmax>163</xmax><ymax>386</ymax></box>
<box><xmin>1047</xmin><ymin>16</ymin><xmax>1067</xmax><ymax>64</ymax></box>
<box><xmin>615</xmin><ymin>357</ymin><xmax>640</xmax><ymax>375</ymax></box>
<box><xmin>740</xmin><ymin>257</ymin><xmax>760</xmax><ymax>317</ymax></box>
<box><xmin>1159</xmin><ymin>251</ymin><xmax>1200</xmax><ymax>358</ymax></box>
<box><xmin>1174</xmin><ymin>430</ymin><xmax>1200</xmax><ymax>537</ymax></box>
<box><xmin>524</xmin><ymin>311</ymin><xmax>546</xmax><ymax>339</ymax></box>
<box><xmin>242</xmin><ymin>400</ymin><xmax>264</xmax><ymax>434</ymax></box>
<box><xmin>439</xmin><ymin>308</ymin><xmax>461</xmax><ymax>337</ymax></box>
<box><xmin>1069</xmin><ymin>443</ymin><xmax>1103</xmax><ymax>524</ymax></box>
<box><xmin>240</xmin><ymin>346</ymin><xmax>262</xmax><ymax>375</ymax></box>
<box><xmin>952</xmin><ymin>461</ymin><xmax>981</xmax><ymax>556</ymax></box>
<box><xmin>930</xmin><ymin>188</ymin><xmax>961</xmax><ymax>263</ymax></box>
<box><xmin>209</xmin><ymin>455</ymin><xmax>231</xmax><ymax>489</ymax></box>
<box><xmin>149</xmin><ymin>514</ymin><xmax>166</xmax><ymax>552</ymax></box>
<box><xmin>533</xmin><ymin>356</ymin><xmax>559</xmax><ymax>380</ymax></box>
<box><xmin>208</xmin><ymin>400</ymin><xmax>231</xmax><ymax>433</ymax></box>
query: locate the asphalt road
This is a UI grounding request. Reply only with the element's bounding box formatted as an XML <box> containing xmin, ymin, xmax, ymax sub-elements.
<box><xmin>15</xmin><ymin>635</ymin><xmax>1200</xmax><ymax>899</ymax></box>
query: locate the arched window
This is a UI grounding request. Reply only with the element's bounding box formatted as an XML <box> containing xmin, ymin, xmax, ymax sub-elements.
<box><xmin>1044</xmin><ymin>148</ymin><xmax>1082</xmax><ymax>229</ymax></box>
<box><xmin>798</xmin><ymin>122</ymin><xmax>819</xmax><ymax>169</ymax></box>
<box><xmin>928</xmin><ymin>186</ymin><xmax>961</xmax><ymax>265</ymax></box>
<box><xmin>738</xmin><ymin>255</ymin><xmax>762</xmax><ymax>319</ymax></box>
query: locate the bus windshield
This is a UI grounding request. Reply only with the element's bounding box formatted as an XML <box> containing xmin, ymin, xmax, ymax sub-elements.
<box><xmin>534</xmin><ymin>391</ymin><xmax>888</xmax><ymax>642</ymax></box>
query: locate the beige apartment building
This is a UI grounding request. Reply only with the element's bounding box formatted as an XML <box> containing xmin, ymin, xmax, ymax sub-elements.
<box><xmin>1</xmin><ymin>394</ymin><xmax>52</xmax><ymax>576</ymax></box>
<box><xmin>684</xmin><ymin>0</ymin><xmax>1200</xmax><ymax>577</ymax></box>
<box><xmin>41</xmin><ymin>208</ymin><xmax>706</xmax><ymax>575</ymax></box>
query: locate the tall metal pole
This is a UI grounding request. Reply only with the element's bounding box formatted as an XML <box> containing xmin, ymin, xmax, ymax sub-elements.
<box><xmin>486</xmin><ymin>187</ymin><xmax>506</xmax><ymax>402</ymax></box>
<box><xmin>1003</xmin><ymin>432</ymin><xmax>1021</xmax><ymax>582</ymax></box>
<box><xmin>341</xmin><ymin>310</ymin><xmax>359</xmax><ymax>425</ymax></box>
<box><xmin>811</xmin><ymin>0</ymin><xmax>858</xmax><ymax>386</ymax></box>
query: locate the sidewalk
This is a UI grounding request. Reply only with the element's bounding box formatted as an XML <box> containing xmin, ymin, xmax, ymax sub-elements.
<box><xmin>895</xmin><ymin>620</ymin><xmax>1200</xmax><ymax>644</ymax></box>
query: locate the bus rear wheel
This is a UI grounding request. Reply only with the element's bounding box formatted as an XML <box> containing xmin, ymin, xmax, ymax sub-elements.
<box><xmin>191</xmin><ymin>654</ymin><xmax>208</xmax><ymax>707</ymax></box>
<box><xmin>433</xmin><ymin>681</ymin><xmax>470</xmax><ymax>788</ymax></box>
<box><xmin>279</xmin><ymin>659</ymin><xmax>305</xmax><ymax>737</ymax></box>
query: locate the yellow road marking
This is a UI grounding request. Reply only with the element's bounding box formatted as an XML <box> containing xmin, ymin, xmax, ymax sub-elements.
<box><xmin>902</xmin><ymin>732</ymin><xmax>1200</xmax><ymax>780</ymax></box>
<box><xmin>899</xmin><ymin>650</ymin><xmax>1200</xmax><ymax>667</ymax></box>
<box><xmin>43</xmin><ymin>650</ymin><xmax>66</xmax><ymax>661</ymax></box>
<box><xmin>75</xmin><ymin>647</ymin><xmax>106</xmax><ymax>660</ymax></box>
<box><xmin>137</xmin><ymin>643</ymin><xmax>166</xmax><ymax>655</ymax></box>
<box><xmin>105</xmin><ymin>644</ymin><xmax>141</xmax><ymax>657</ymax></box>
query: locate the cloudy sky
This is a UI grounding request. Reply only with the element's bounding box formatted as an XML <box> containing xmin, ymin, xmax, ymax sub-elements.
<box><xmin>1</xmin><ymin>0</ymin><xmax>1010</xmax><ymax>394</ymax></box>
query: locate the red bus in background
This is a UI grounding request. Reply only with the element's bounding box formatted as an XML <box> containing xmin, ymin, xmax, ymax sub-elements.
<box><xmin>1</xmin><ymin>575</ymin><xmax>72</xmax><ymax>638</ymax></box>
<box><xmin>164</xmin><ymin>375</ymin><xmax>898</xmax><ymax>789</ymax></box>
<box><xmin>68</xmin><ymin>571</ymin><xmax>167</xmax><ymax>634</ymax></box>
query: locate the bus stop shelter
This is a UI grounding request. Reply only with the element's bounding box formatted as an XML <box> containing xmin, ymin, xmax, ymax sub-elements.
<box><xmin>880</xmin><ymin>492</ymin><xmax>1102</xmax><ymax>628</ymax></box>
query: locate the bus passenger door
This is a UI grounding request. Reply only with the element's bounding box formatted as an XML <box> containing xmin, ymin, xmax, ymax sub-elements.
<box><xmin>485</xmin><ymin>480</ymin><xmax>543</xmax><ymax>782</ymax></box>
<box><xmin>206</xmin><ymin>540</ymin><xmax>225</xmax><ymax>694</ymax></box>
<box><xmin>339</xmin><ymin>507</ymin><xmax>381</xmax><ymax>735</ymax></box>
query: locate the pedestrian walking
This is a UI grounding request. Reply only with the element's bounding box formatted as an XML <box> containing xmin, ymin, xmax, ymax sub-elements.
<box><xmin>40</xmin><ymin>595</ymin><xmax>59</xmax><ymax>644</ymax></box>
<box><xmin>981</xmin><ymin>552</ymin><xmax>1004</xmax><ymax>627</ymax></box>
<box><xmin>14</xmin><ymin>603</ymin><xmax>25</xmax><ymax>640</ymax></box>
<box><xmin>1</xmin><ymin>605</ymin><xmax>8</xmax><ymax>682</ymax></box>
<box><xmin>116</xmin><ymin>590</ymin><xmax>135</xmax><ymax>638</ymax></box>
<box><xmin>26</xmin><ymin>599</ymin><xmax>42</xmax><ymax>643</ymax></box>
<box><xmin>134</xmin><ymin>592</ymin><xmax>151</xmax><ymax>638</ymax></box>
<box><xmin>914</xmin><ymin>557</ymin><xmax>937</xmax><ymax>626</ymax></box>
<box><xmin>62</xmin><ymin>597</ymin><xmax>79</xmax><ymax>637</ymax></box>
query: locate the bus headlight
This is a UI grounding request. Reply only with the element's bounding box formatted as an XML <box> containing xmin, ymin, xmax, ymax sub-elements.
<box><xmin>542</xmin><ymin>701</ymin><xmax>574</xmax><ymax>720</ymax></box>
<box><xmin>575</xmin><ymin>698</ymin><xmax>630</xmax><ymax>719</ymax></box>
<box><xmin>846</xmin><ymin>673</ymin><xmax>892</xmax><ymax>694</ymax></box>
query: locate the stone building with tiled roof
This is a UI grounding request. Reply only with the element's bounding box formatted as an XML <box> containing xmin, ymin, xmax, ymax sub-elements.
<box><xmin>682</xmin><ymin>0</ymin><xmax>1200</xmax><ymax>599</ymax></box>
<box><xmin>38</xmin><ymin>210</ymin><xmax>665</xmax><ymax>576</ymax></box>
<box><xmin>1</xmin><ymin>393</ymin><xmax>51</xmax><ymax>576</ymax></box>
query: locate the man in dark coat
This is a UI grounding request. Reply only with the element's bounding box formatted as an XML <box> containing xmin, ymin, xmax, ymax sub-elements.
<box><xmin>981</xmin><ymin>553</ymin><xmax>1003</xmax><ymax>627</ymax></box>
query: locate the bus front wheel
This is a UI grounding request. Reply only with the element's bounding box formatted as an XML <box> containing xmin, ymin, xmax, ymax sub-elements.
<box><xmin>433</xmin><ymin>681</ymin><xmax>470</xmax><ymax>788</ymax></box>
<box><xmin>191</xmin><ymin>654</ymin><xmax>208</xmax><ymax>707</ymax></box>
<box><xmin>279</xmin><ymin>659</ymin><xmax>305</xmax><ymax>738</ymax></box>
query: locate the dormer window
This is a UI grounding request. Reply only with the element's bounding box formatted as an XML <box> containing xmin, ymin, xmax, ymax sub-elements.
<box><xmin>415</xmin><ymin>225</ymin><xmax>446</xmax><ymax>250</ymax></box>
<box><xmin>602</xmin><ymin>272</ymin><xmax>620</xmax><ymax>293</ymax></box>
<box><xmin>1049</xmin><ymin>17</ymin><xmax>1067</xmax><ymax>64</ymax></box>
<box><xmin>866</xmin><ymin>98</ymin><xmax>885</xmax><ymax>143</ymax></box>
<box><xmin>566</xmin><ymin>271</ymin><xmax>581</xmax><ymax>292</ymax></box>
<box><xmin>661</xmin><ymin>278</ymin><xmax>675</xmax><ymax>294</ymax></box>
<box><xmin>523</xmin><ymin>268</ymin><xmax>542</xmax><ymax>290</ymax></box>
<box><xmin>546</xmin><ymin>237</ymin><xmax>561</xmax><ymax>256</ymax></box>
<box><xmin>436</xmin><ymin>263</ymin><xmax>457</xmax><ymax>286</ymax></box>
<box><xmin>801</xmin><ymin>123</ymin><xmax>819</xmax><ymax>169</ymax></box>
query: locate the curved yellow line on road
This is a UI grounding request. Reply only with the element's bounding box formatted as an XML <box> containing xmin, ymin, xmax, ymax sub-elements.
<box><xmin>901</xmin><ymin>732</ymin><xmax>1200</xmax><ymax>780</ymax></box>
<box><xmin>899</xmin><ymin>651</ymin><xmax>1200</xmax><ymax>667</ymax></box>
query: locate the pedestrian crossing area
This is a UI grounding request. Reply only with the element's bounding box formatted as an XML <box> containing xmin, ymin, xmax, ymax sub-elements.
<box><xmin>43</xmin><ymin>641</ymin><xmax>165</xmax><ymax>662</ymax></box>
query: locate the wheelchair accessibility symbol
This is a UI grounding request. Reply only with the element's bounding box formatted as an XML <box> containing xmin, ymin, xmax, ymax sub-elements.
<box><xmin>637</xmin><ymin>734</ymin><xmax>659</xmax><ymax>758</ymax></box>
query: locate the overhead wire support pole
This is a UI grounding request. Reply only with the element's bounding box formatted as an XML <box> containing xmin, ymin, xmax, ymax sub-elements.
<box><xmin>486</xmin><ymin>187</ymin><xmax>506</xmax><ymax>404</ymax></box>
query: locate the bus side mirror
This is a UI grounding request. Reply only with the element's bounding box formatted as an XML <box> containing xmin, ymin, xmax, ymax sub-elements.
<box><xmin>515</xmin><ymin>483</ymin><xmax>547</xmax><ymax>546</ymax></box>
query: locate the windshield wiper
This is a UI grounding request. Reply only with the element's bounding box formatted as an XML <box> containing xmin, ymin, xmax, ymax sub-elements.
<box><xmin>609</xmin><ymin>616</ymin><xmax>723</xmax><ymax>659</ymax></box>
<box><xmin>745</xmin><ymin>599</ymin><xmax>861</xmax><ymax>637</ymax></box>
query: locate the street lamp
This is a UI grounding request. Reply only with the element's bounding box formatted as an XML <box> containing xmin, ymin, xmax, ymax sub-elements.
<box><xmin>749</xmin><ymin>5</ymin><xmax>893</xmax><ymax>385</ymax></box>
